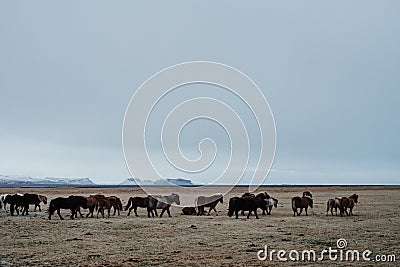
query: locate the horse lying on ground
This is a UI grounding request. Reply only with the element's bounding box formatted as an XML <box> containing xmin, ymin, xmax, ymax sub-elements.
<box><xmin>228</xmin><ymin>196</ymin><xmax>268</xmax><ymax>219</ymax></box>
<box><xmin>340</xmin><ymin>194</ymin><xmax>358</xmax><ymax>217</ymax></box>
<box><xmin>181</xmin><ymin>207</ymin><xmax>197</xmax><ymax>215</ymax></box>
<box><xmin>125</xmin><ymin>196</ymin><xmax>158</xmax><ymax>218</ymax></box>
<box><xmin>292</xmin><ymin>195</ymin><xmax>313</xmax><ymax>216</ymax></box>
<box><xmin>149</xmin><ymin>193</ymin><xmax>180</xmax><ymax>218</ymax></box>
<box><xmin>326</xmin><ymin>198</ymin><xmax>341</xmax><ymax>216</ymax></box>
<box><xmin>195</xmin><ymin>194</ymin><xmax>223</xmax><ymax>216</ymax></box>
<box><xmin>48</xmin><ymin>195</ymin><xmax>88</xmax><ymax>220</ymax></box>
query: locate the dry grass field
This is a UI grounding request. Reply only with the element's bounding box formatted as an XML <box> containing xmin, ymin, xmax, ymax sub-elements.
<box><xmin>0</xmin><ymin>186</ymin><xmax>399</xmax><ymax>266</ymax></box>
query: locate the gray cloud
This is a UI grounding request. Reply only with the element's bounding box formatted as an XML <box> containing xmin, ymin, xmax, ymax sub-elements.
<box><xmin>0</xmin><ymin>1</ymin><xmax>399</xmax><ymax>184</ymax></box>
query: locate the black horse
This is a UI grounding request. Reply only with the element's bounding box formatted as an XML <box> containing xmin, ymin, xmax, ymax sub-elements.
<box><xmin>4</xmin><ymin>194</ymin><xmax>29</xmax><ymax>216</ymax></box>
<box><xmin>48</xmin><ymin>195</ymin><xmax>88</xmax><ymax>220</ymax></box>
<box><xmin>228</xmin><ymin>197</ymin><xmax>268</xmax><ymax>219</ymax></box>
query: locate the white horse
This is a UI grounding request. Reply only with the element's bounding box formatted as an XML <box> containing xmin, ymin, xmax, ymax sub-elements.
<box><xmin>0</xmin><ymin>194</ymin><xmax>10</xmax><ymax>211</ymax></box>
<box><xmin>149</xmin><ymin>193</ymin><xmax>180</xmax><ymax>217</ymax></box>
<box><xmin>326</xmin><ymin>198</ymin><xmax>341</xmax><ymax>216</ymax></box>
<box><xmin>264</xmin><ymin>197</ymin><xmax>278</xmax><ymax>215</ymax></box>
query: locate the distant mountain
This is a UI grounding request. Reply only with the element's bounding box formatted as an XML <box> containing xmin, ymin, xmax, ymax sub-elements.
<box><xmin>0</xmin><ymin>175</ymin><xmax>96</xmax><ymax>187</ymax></box>
<box><xmin>119</xmin><ymin>177</ymin><xmax>195</xmax><ymax>186</ymax></box>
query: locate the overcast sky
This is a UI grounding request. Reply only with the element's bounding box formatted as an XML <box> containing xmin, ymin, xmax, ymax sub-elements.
<box><xmin>0</xmin><ymin>1</ymin><xmax>399</xmax><ymax>185</ymax></box>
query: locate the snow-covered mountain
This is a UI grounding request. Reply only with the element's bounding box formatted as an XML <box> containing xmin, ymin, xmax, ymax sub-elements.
<box><xmin>119</xmin><ymin>177</ymin><xmax>195</xmax><ymax>186</ymax></box>
<box><xmin>0</xmin><ymin>175</ymin><xmax>96</xmax><ymax>186</ymax></box>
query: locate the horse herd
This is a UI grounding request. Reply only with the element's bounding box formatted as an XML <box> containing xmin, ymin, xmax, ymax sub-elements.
<box><xmin>0</xmin><ymin>191</ymin><xmax>359</xmax><ymax>220</ymax></box>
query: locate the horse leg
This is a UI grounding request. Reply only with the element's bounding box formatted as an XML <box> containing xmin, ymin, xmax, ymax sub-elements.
<box><xmin>305</xmin><ymin>207</ymin><xmax>308</xmax><ymax>216</ymax></box>
<box><xmin>167</xmin><ymin>208</ymin><xmax>171</xmax><ymax>217</ymax></box>
<box><xmin>298</xmin><ymin>208</ymin><xmax>303</xmax><ymax>216</ymax></box>
<box><xmin>240</xmin><ymin>210</ymin><xmax>245</xmax><ymax>216</ymax></box>
<box><xmin>262</xmin><ymin>208</ymin><xmax>266</xmax><ymax>215</ymax></box>
<box><xmin>154</xmin><ymin>209</ymin><xmax>158</xmax><ymax>217</ymax></box>
<box><xmin>213</xmin><ymin>207</ymin><xmax>218</xmax><ymax>215</ymax></box>
<box><xmin>349</xmin><ymin>207</ymin><xmax>353</xmax><ymax>216</ymax></box>
<box><xmin>207</xmin><ymin>207</ymin><xmax>212</xmax><ymax>216</ymax></box>
<box><xmin>293</xmin><ymin>208</ymin><xmax>296</xmax><ymax>217</ymax></box>
<box><xmin>113</xmin><ymin>207</ymin><xmax>116</xmax><ymax>216</ymax></box>
<box><xmin>160</xmin><ymin>208</ymin><xmax>166</xmax><ymax>218</ymax></box>
<box><xmin>344</xmin><ymin>208</ymin><xmax>349</xmax><ymax>216</ymax></box>
<box><xmin>107</xmin><ymin>208</ymin><xmax>111</xmax><ymax>218</ymax></box>
<box><xmin>134</xmin><ymin>207</ymin><xmax>138</xmax><ymax>217</ymax></box>
<box><xmin>254</xmin><ymin>209</ymin><xmax>259</xmax><ymax>219</ymax></box>
<box><xmin>57</xmin><ymin>209</ymin><xmax>64</xmax><ymax>220</ymax></box>
<box><xmin>235</xmin><ymin>210</ymin><xmax>239</xmax><ymax>219</ymax></box>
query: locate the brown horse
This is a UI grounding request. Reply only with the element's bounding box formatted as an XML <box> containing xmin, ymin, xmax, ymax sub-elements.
<box><xmin>97</xmin><ymin>196</ymin><xmax>123</xmax><ymax>218</ymax></box>
<box><xmin>292</xmin><ymin>196</ymin><xmax>313</xmax><ymax>216</ymax></box>
<box><xmin>124</xmin><ymin>196</ymin><xmax>157</xmax><ymax>217</ymax></box>
<box><xmin>86</xmin><ymin>194</ymin><xmax>106</xmax><ymax>218</ymax></box>
<box><xmin>326</xmin><ymin>198</ymin><xmax>341</xmax><ymax>216</ymax></box>
<box><xmin>340</xmin><ymin>194</ymin><xmax>358</xmax><ymax>216</ymax></box>
<box><xmin>195</xmin><ymin>194</ymin><xmax>223</xmax><ymax>216</ymax></box>
<box><xmin>34</xmin><ymin>194</ymin><xmax>48</xmax><ymax>212</ymax></box>
<box><xmin>181</xmin><ymin>207</ymin><xmax>197</xmax><ymax>215</ymax></box>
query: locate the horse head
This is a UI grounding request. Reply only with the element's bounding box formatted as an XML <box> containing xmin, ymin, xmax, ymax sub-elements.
<box><xmin>350</xmin><ymin>194</ymin><xmax>359</xmax><ymax>203</ymax></box>
<box><xmin>172</xmin><ymin>193</ymin><xmax>180</xmax><ymax>205</ymax></box>
<box><xmin>303</xmin><ymin>191</ymin><xmax>313</xmax><ymax>198</ymax></box>
<box><xmin>272</xmin><ymin>197</ymin><xmax>278</xmax><ymax>208</ymax></box>
<box><xmin>307</xmin><ymin>197</ymin><xmax>314</xmax><ymax>208</ymax></box>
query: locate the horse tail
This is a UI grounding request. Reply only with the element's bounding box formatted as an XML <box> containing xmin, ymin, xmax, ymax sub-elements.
<box><xmin>124</xmin><ymin>197</ymin><xmax>133</xmax><ymax>211</ymax></box>
<box><xmin>291</xmin><ymin>198</ymin><xmax>297</xmax><ymax>212</ymax></box>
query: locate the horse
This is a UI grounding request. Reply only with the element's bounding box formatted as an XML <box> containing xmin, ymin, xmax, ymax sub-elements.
<box><xmin>303</xmin><ymin>191</ymin><xmax>313</xmax><ymax>198</ymax></box>
<box><xmin>48</xmin><ymin>195</ymin><xmax>88</xmax><ymax>220</ymax></box>
<box><xmin>264</xmin><ymin>197</ymin><xmax>278</xmax><ymax>215</ymax></box>
<box><xmin>195</xmin><ymin>194</ymin><xmax>223</xmax><ymax>216</ymax></box>
<box><xmin>124</xmin><ymin>196</ymin><xmax>157</xmax><ymax>218</ymax></box>
<box><xmin>19</xmin><ymin>193</ymin><xmax>47</xmax><ymax>212</ymax></box>
<box><xmin>240</xmin><ymin>192</ymin><xmax>272</xmax><ymax>216</ymax></box>
<box><xmin>181</xmin><ymin>207</ymin><xmax>197</xmax><ymax>215</ymax></box>
<box><xmin>340</xmin><ymin>194</ymin><xmax>358</xmax><ymax>217</ymax></box>
<box><xmin>149</xmin><ymin>193</ymin><xmax>180</xmax><ymax>218</ymax></box>
<box><xmin>86</xmin><ymin>194</ymin><xmax>106</xmax><ymax>218</ymax></box>
<box><xmin>291</xmin><ymin>196</ymin><xmax>313</xmax><ymax>216</ymax></box>
<box><xmin>326</xmin><ymin>198</ymin><xmax>341</xmax><ymax>216</ymax></box>
<box><xmin>4</xmin><ymin>194</ymin><xmax>30</xmax><ymax>216</ymax></box>
<box><xmin>97</xmin><ymin>196</ymin><xmax>123</xmax><ymax>218</ymax></box>
<box><xmin>34</xmin><ymin>195</ymin><xmax>48</xmax><ymax>212</ymax></box>
<box><xmin>228</xmin><ymin>196</ymin><xmax>268</xmax><ymax>219</ymax></box>
<box><xmin>0</xmin><ymin>194</ymin><xmax>10</xmax><ymax>211</ymax></box>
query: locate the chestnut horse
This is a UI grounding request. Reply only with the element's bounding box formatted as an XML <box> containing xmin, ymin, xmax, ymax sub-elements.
<box><xmin>195</xmin><ymin>194</ymin><xmax>223</xmax><ymax>216</ymax></box>
<box><xmin>340</xmin><ymin>194</ymin><xmax>358</xmax><ymax>216</ymax></box>
<box><xmin>292</xmin><ymin>196</ymin><xmax>313</xmax><ymax>216</ymax></box>
<box><xmin>97</xmin><ymin>196</ymin><xmax>123</xmax><ymax>218</ymax></box>
<box><xmin>86</xmin><ymin>194</ymin><xmax>105</xmax><ymax>218</ymax></box>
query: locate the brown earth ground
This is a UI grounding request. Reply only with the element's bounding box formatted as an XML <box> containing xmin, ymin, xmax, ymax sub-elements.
<box><xmin>0</xmin><ymin>186</ymin><xmax>399</xmax><ymax>266</ymax></box>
